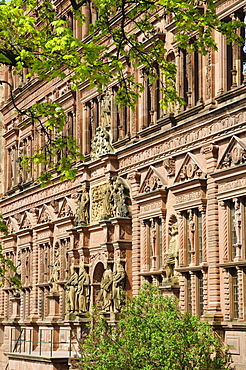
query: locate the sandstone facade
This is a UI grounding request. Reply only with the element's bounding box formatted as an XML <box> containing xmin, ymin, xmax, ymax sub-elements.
<box><xmin>1</xmin><ymin>0</ymin><xmax>246</xmax><ymax>369</ymax></box>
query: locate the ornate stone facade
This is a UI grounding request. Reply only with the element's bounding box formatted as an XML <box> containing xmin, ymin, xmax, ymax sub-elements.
<box><xmin>1</xmin><ymin>1</ymin><xmax>246</xmax><ymax>370</ymax></box>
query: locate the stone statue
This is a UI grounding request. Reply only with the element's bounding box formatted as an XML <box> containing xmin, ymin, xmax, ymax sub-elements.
<box><xmin>112</xmin><ymin>262</ymin><xmax>125</xmax><ymax>312</ymax></box>
<box><xmin>77</xmin><ymin>266</ymin><xmax>90</xmax><ymax>312</ymax></box>
<box><xmin>98</xmin><ymin>263</ymin><xmax>113</xmax><ymax>312</ymax></box>
<box><xmin>75</xmin><ymin>185</ymin><xmax>90</xmax><ymax>225</ymax></box>
<box><xmin>188</xmin><ymin>210</ymin><xmax>195</xmax><ymax>252</ymax></box>
<box><xmin>112</xmin><ymin>177</ymin><xmax>130</xmax><ymax>218</ymax></box>
<box><xmin>16</xmin><ymin>147</ymin><xmax>23</xmax><ymax>184</ymax></box>
<box><xmin>234</xmin><ymin>198</ymin><xmax>241</xmax><ymax>245</ymax></box>
<box><xmin>49</xmin><ymin>246</ymin><xmax>60</xmax><ymax>292</ymax></box>
<box><xmin>165</xmin><ymin>222</ymin><xmax>179</xmax><ymax>282</ymax></box>
<box><xmin>101</xmin><ymin>89</ymin><xmax>111</xmax><ymax>127</ymax></box>
<box><xmin>65</xmin><ymin>265</ymin><xmax>79</xmax><ymax>312</ymax></box>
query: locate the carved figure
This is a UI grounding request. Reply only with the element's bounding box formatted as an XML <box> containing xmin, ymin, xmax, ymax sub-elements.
<box><xmin>112</xmin><ymin>178</ymin><xmax>130</xmax><ymax>217</ymax></box>
<box><xmin>75</xmin><ymin>185</ymin><xmax>90</xmax><ymax>225</ymax></box>
<box><xmin>49</xmin><ymin>246</ymin><xmax>60</xmax><ymax>292</ymax></box>
<box><xmin>98</xmin><ymin>264</ymin><xmax>113</xmax><ymax>311</ymax></box>
<box><xmin>112</xmin><ymin>263</ymin><xmax>125</xmax><ymax>312</ymax></box>
<box><xmin>65</xmin><ymin>265</ymin><xmax>79</xmax><ymax>312</ymax></box>
<box><xmin>163</xmin><ymin>158</ymin><xmax>175</xmax><ymax>176</ymax></box>
<box><xmin>101</xmin><ymin>89</ymin><xmax>111</xmax><ymax>126</ymax></box>
<box><xmin>16</xmin><ymin>147</ymin><xmax>23</xmax><ymax>184</ymax></box>
<box><xmin>188</xmin><ymin>210</ymin><xmax>195</xmax><ymax>252</ymax></box>
<box><xmin>165</xmin><ymin>223</ymin><xmax>179</xmax><ymax>282</ymax></box>
<box><xmin>77</xmin><ymin>267</ymin><xmax>90</xmax><ymax>312</ymax></box>
<box><xmin>234</xmin><ymin>198</ymin><xmax>242</xmax><ymax>245</ymax></box>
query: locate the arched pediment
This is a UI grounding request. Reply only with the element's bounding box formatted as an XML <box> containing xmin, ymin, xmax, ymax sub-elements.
<box><xmin>139</xmin><ymin>166</ymin><xmax>167</xmax><ymax>194</ymax></box>
<box><xmin>217</xmin><ymin>136</ymin><xmax>246</xmax><ymax>170</ymax></box>
<box><xmin>174</xmin><ymin>152</ymin><xmax>206</xmax><ymax>183</ymax></box>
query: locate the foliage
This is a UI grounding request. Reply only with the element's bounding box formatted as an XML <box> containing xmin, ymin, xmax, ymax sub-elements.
<box><xmin>78</xmin><ymin>284</ymin><xmax>229</xmax><ymax>370</ymax></box>
<box><xmin>0</xmin><ymin>217</ymin><xmax>21</xmax><ymax>288</ymax></box>
<box><xmin>0</xmin><ymin>0</ymin><xmax>244</xmax><ymax>185</ymax></box>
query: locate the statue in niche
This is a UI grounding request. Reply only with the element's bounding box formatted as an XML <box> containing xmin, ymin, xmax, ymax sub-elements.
<box><xmin>188</xmin><ymin>210</ymin><xmax>195</xmax><ymax>252</ymax></box>
<box><xmin>102</xmin><ymin>179</ymin><xmax>113</xmax><ymax>220</ymax></box>
<box><xmin>75</xmin><ymin>185</ymin><xmax>90</xmax><ymax>225</ymax></box>
<box><xmin>165</xmin><ymin>222</ymin><xmax>179</xmax><ymax>283</ymax></box>
<box><xmin>112</xmin><ymin>262</ymin><xmax>125</xmax><ymax>312</ymax></box>
<box><xmin>112</xmin><ymin>177</ymin><xmax>130</xmax><ymax>218</ymax></box>
<box><xmin>101</xmin><ymin>89</ymin><xmax>111</xmax><ymax>127</ymax></box>
<box><xmin>98</xmin><ymin>263</ymin><xmax>113</xmax><ymax>312</ymax></box>
<box><xmin>234</xmin><ymin>198</ymin><xmax>242</xmax><ymax>245</ymax></box>
<box><xmin>77</xmin><ymin>266</ymin><xmax>90</xmax><ymax>312</ymax></box>
<box><xmin>49</xmin><ymin>245</ymin><xmax>60</xmax><ymax>292</ymax></box>
<box><xmin>65</xmin><ymin>264</ymin><xmax>79</xmax><ymax>312</ymax></box>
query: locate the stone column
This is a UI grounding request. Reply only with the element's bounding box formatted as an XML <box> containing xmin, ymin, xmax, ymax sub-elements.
<box><xmin>127</xmin><ymin>171</ymin><xmax>141</xmax><ymax>295</ymax></box>
<box><xmin>201</xmin><ymin>143</ymin><xmax>222</xmax><ymax>320</ymax></box>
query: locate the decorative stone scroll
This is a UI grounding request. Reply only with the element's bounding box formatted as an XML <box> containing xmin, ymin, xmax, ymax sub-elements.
<box><xmin>217</xmin><ymin>136</ymin><xmax>246</xmax><ymax>170</ymax></box>
<box><xmin>90</xmin><ymin>126</ymin><xmax>114</xmax><ymax>160</ymax></box>
<box><xmin>163</xmin><ymin>158</ymin><xmax>175</xmax><ymax>176</ymax></box>
<box><xmin>174</xmin><ymin>152</ymin><xmax>206</xmax><ymax>183</ymax></box>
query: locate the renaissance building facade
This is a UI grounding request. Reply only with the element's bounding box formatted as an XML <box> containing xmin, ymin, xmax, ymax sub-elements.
<box><xmin>1</xmin><ymin>0</ymin><xmax>246</xmax><ymax>369</ymax></box>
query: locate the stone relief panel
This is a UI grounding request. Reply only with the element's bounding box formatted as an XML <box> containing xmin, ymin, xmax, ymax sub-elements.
<box><xmin>139</xmin><ymin>166</ymin><xmax>167</xmax><ymax>194</ymax></box>
<box><xmin>217</xmin><ymin>136</ymin><xmax>246</xmax><ymax>170</ymax></box>
<box><xmin>37</xmin><ymin>205</ymin><xmax>54</xmax><ymax>224</ymax></box>
<box><xmin>90</xmin><ymin>177</ymin><xmax>131</xmax><ymax>223</ymax></box>
<box><xmin>20</xmin><ymin>212</ymin><xmax>32</xmax><ymax>229</ymax></box>
<box><xmin>174</xmin><ymin>152</ymin><xmax>206</xmax><ymax>183</ymax></box>
<box><xmin>6</xmin><ymin>216</ymin><xmax>19</xmax><ymax>234</ymax></box>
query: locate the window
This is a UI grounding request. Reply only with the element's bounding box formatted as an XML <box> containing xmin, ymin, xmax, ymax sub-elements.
<box><xmin>197</xmin><ymin>271</ymin><xmax>204</xmax><ymax>316</ymax></box>
<box><xmin>231</xmin><ymin>268</ymin><xmax>239</xmax><ymax>319</ymax></box>
<box><xmin>146</xmin><ymin>218</ymin><xmax>163</xmax><ymax>270</ymax></box>
<box><xmin>183</xmin><ymin>208</ymin><xmax>203</xmax><ymax>266</ymax></box>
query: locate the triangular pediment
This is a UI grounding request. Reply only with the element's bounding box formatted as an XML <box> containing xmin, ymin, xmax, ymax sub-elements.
<box><xmin>6</xmin><ymin>216</ymin><xmax>19</xmax><ymax>234</ymax></box>
<box><xmin>217</xmin><ymin>136</ymin><xmax>246</xmax><ymax>170</ymax></box>
<box><xmin>174</xmin><ymin>152</ymin><xmax>206</xmax><ymax>183</ymax></box>
<box><xmin>37</xmin><ymin>205</ymin><xmax>55</xmax><ymax>224</ymax></box>
<box><xmin>20</xmin><ymin>212</ymin><xmax>32</xmax><ymax>229</ymax></box>
<box><xmin>139</xmin><ymin>166</ymin><xmax>167</xmax><ymax>194</ymax></box>
<box><xmin>58</xmin><ymin>197</ymin><xmax>75</xmax><ymax>218</ymax></box>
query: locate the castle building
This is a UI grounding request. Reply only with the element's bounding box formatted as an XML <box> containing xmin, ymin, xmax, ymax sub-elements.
<box><xmin>0</xmin><ymin>0</ymin><xmax>246</xmax><ymax>369</ymax></box>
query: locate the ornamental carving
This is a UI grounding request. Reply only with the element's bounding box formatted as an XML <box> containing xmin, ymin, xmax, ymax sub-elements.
<box><xmin>20</xmin><ymin>213</ymin><xmax>32</xmax><ymax>229</ymax></box>
<box><xmin>163</xmin><ymin>158</ymin><xmax>175</xmax><ymax>176</ymax></box>
<box><xmin>139</xmin><ymin>166</ymin><xmax>167</xmax><ymax>194</ymax></box>
<box><xmin>58</xmin><ymin>198</ymin><xmax>74</xmax><ymax>218</ymax></box>
<box><xmin>174</xmin><ymin>152</ymin><xmax>206</xmax><ymax>183</ymax></box>
<box><xmin>91</xmin><ymin>177</ymin><xmax>131</xmax><ymax>223</ymax></box>
<box><xmin>217</xmin><ymin>136</ymin><xmax>246</xmax><ymax>170</ymax></box>
<box><xmin>90</xmin><ymin>126</ymin><xmax>114</xmax><ymax>160</ymax></box>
